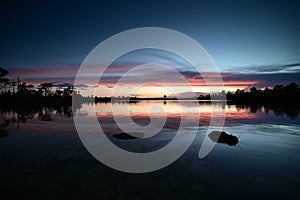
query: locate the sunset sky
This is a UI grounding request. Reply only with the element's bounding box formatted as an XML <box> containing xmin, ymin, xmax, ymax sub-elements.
<box><xmin>1</xmin><ymin>0</ymin><xmax>299</xmax><ymax>97</ymax></box>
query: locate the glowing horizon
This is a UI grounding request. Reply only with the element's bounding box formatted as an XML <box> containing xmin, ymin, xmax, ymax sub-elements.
<box><xmin>4</xmin><ymin>66</ymin><xmax>296</xmax><ymax>98</ymax></box>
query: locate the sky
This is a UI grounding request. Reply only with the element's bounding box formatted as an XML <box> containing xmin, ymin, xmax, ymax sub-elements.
<box><xmin>0</xmin><ymin>0</ymin><xmax>299</xmax><ymax>97</ymax></box>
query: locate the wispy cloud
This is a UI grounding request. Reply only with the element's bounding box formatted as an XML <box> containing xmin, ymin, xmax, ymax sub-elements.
<box><xmin>224</xmin><ymin>62</ymin><xmax>300</xmax><ymax>74</ymax></box>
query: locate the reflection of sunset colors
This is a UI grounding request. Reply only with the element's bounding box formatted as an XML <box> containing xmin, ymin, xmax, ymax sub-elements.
<box><xmin>4</xmin><ymin>102</ymin><xmax>299</xmax><ymax>135</ymax></box>
<box><xmin>91</xmin><ymin>101</ymin><xmax>263</xmax><ymax>127</ymax></box>
<box><xmin>3</xmin><ymin>102</ymin><xmax>283</xmax><ymax>131</ymax></box>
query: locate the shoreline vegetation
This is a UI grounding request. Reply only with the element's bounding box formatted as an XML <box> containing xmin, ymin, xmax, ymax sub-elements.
<box><xmin>1</xmin><ymin>67</ymin><xmax>300</xmax><ymax>107</ymax></box>
<box><xmin>1</xmin><ymin>66</ymin><xmax>300</xmax><ymax>135</ymax></box>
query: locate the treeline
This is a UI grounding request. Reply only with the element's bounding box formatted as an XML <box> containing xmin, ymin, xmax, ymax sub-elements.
<box><xmin>1</xmin><ymin>66</ymin><xmax>300</xmax><ymax>105</ymax></box>
<box><xmin>0</xmin><ymin>81</ymin><xmax>77</xmax><ymax>106</ymax></box>
<box><xmin>198</xmin><ymin>82</ymin><xmax>300</xmax><ymax>104</ymax></box>
<box><xmin>0</xmin><ymin>67</ymin><xmax>83</xmax><ymax>106</ymax></box>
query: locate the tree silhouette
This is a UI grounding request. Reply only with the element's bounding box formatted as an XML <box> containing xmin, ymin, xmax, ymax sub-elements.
<box><xmin>285</xmin><ymin>82</ymin><xmax>299</xmax><ymax>91</ymax></box>
<box><xmin>1</xmin><ymin>78</ymin><xmax>10</xmax><ymax>94</ymax></box>
<box><xmin>55</xmin><ymin>89</ymin><xmax>63</xmax><ymax>96</ymax></box>
<box><xmin>38</xmin><ymin>83</ymin><xmax>53</xmax><ymax>96</ymax></box>
<box><xmin>250</xmin><ymin>87</ymin><xmax>257</xmax><ymax>93</ymax></box>
<box><xmin>222</xmin><ymin>82</ymin><xmax>300</xmax><ymax>104</ymax></box>
<box><xmin>0</xmin><ymin>67</ymin><xmax>8</xmax><ymax>77</ymax></box>
<box><xmin>10</xmin><ymin>81</ymin><xmax>17</xmax><ymax>96</ymax></box>
<box><xmin>63</xmin><ymin>86</ymin><xmax>73</xmax><ymax>97</ymax></box>
<box><xmin>0</xmin><ymin>67</ymin><xmax>10</xmax><ymax>95</ymax></box>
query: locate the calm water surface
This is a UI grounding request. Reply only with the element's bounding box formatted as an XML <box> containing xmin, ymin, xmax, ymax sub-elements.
<box><xmin>0</xmin><ymin>101</ymin><xmax>299</xmax><ymax>199</ymax></box>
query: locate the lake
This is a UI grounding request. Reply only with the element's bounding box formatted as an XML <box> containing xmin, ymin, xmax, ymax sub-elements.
<box><xmin>0</xmin><ymin>101</ymin><xmax>299</xmax><ymax>199</ymax></box>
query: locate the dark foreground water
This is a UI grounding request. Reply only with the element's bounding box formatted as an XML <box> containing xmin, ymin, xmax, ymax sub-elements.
<box><xmin>0</xmin><ymin>101</ymin><xmax>299</xmax><ymax>200</ymax></box>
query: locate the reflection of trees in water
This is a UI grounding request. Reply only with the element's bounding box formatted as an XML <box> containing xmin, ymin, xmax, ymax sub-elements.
<box><xmin>0</xmin><ymin>113</ymin><xmax>9</xmax><ymax>138</ymax></box>
<box><xmin>38</xmin><ymin>107</ymin><xmax>54</xmax><ymax>121</ymax></box>
<box><xmin>234</xmin><ymin>104</ymin><xmax>299</xmax><ymax>119</ymax></box>
<box><xmin>37</xmin><ymin>105</ymin><xmax>73</xmax><ymax>121</ymax></box>
<box><xmin>0</xmin><ymin>103</ymin><xmax>82</xmax><ymax>135</ymax></box>
<box><xmin>55</xmin><ymin>105</ymin><xmax>73</xmax><ymax>117</ymax></box>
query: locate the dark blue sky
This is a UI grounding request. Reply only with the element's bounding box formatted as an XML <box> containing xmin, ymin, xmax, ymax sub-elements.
<box><xmin>0</xmin><ymin>0</ymin><xmax>299</xmax><ymax>88</ymax></box>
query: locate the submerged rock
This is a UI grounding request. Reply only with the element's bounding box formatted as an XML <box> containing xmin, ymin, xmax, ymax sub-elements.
<box><xmin>208</xmin><ymin>131</ymin><xmax>239</xmax><ymax>146</ymax></box>
<box><xmin>112</xmin><ymin>132</ymin><xmax>144</xmax><ymax>140</ymax></box>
